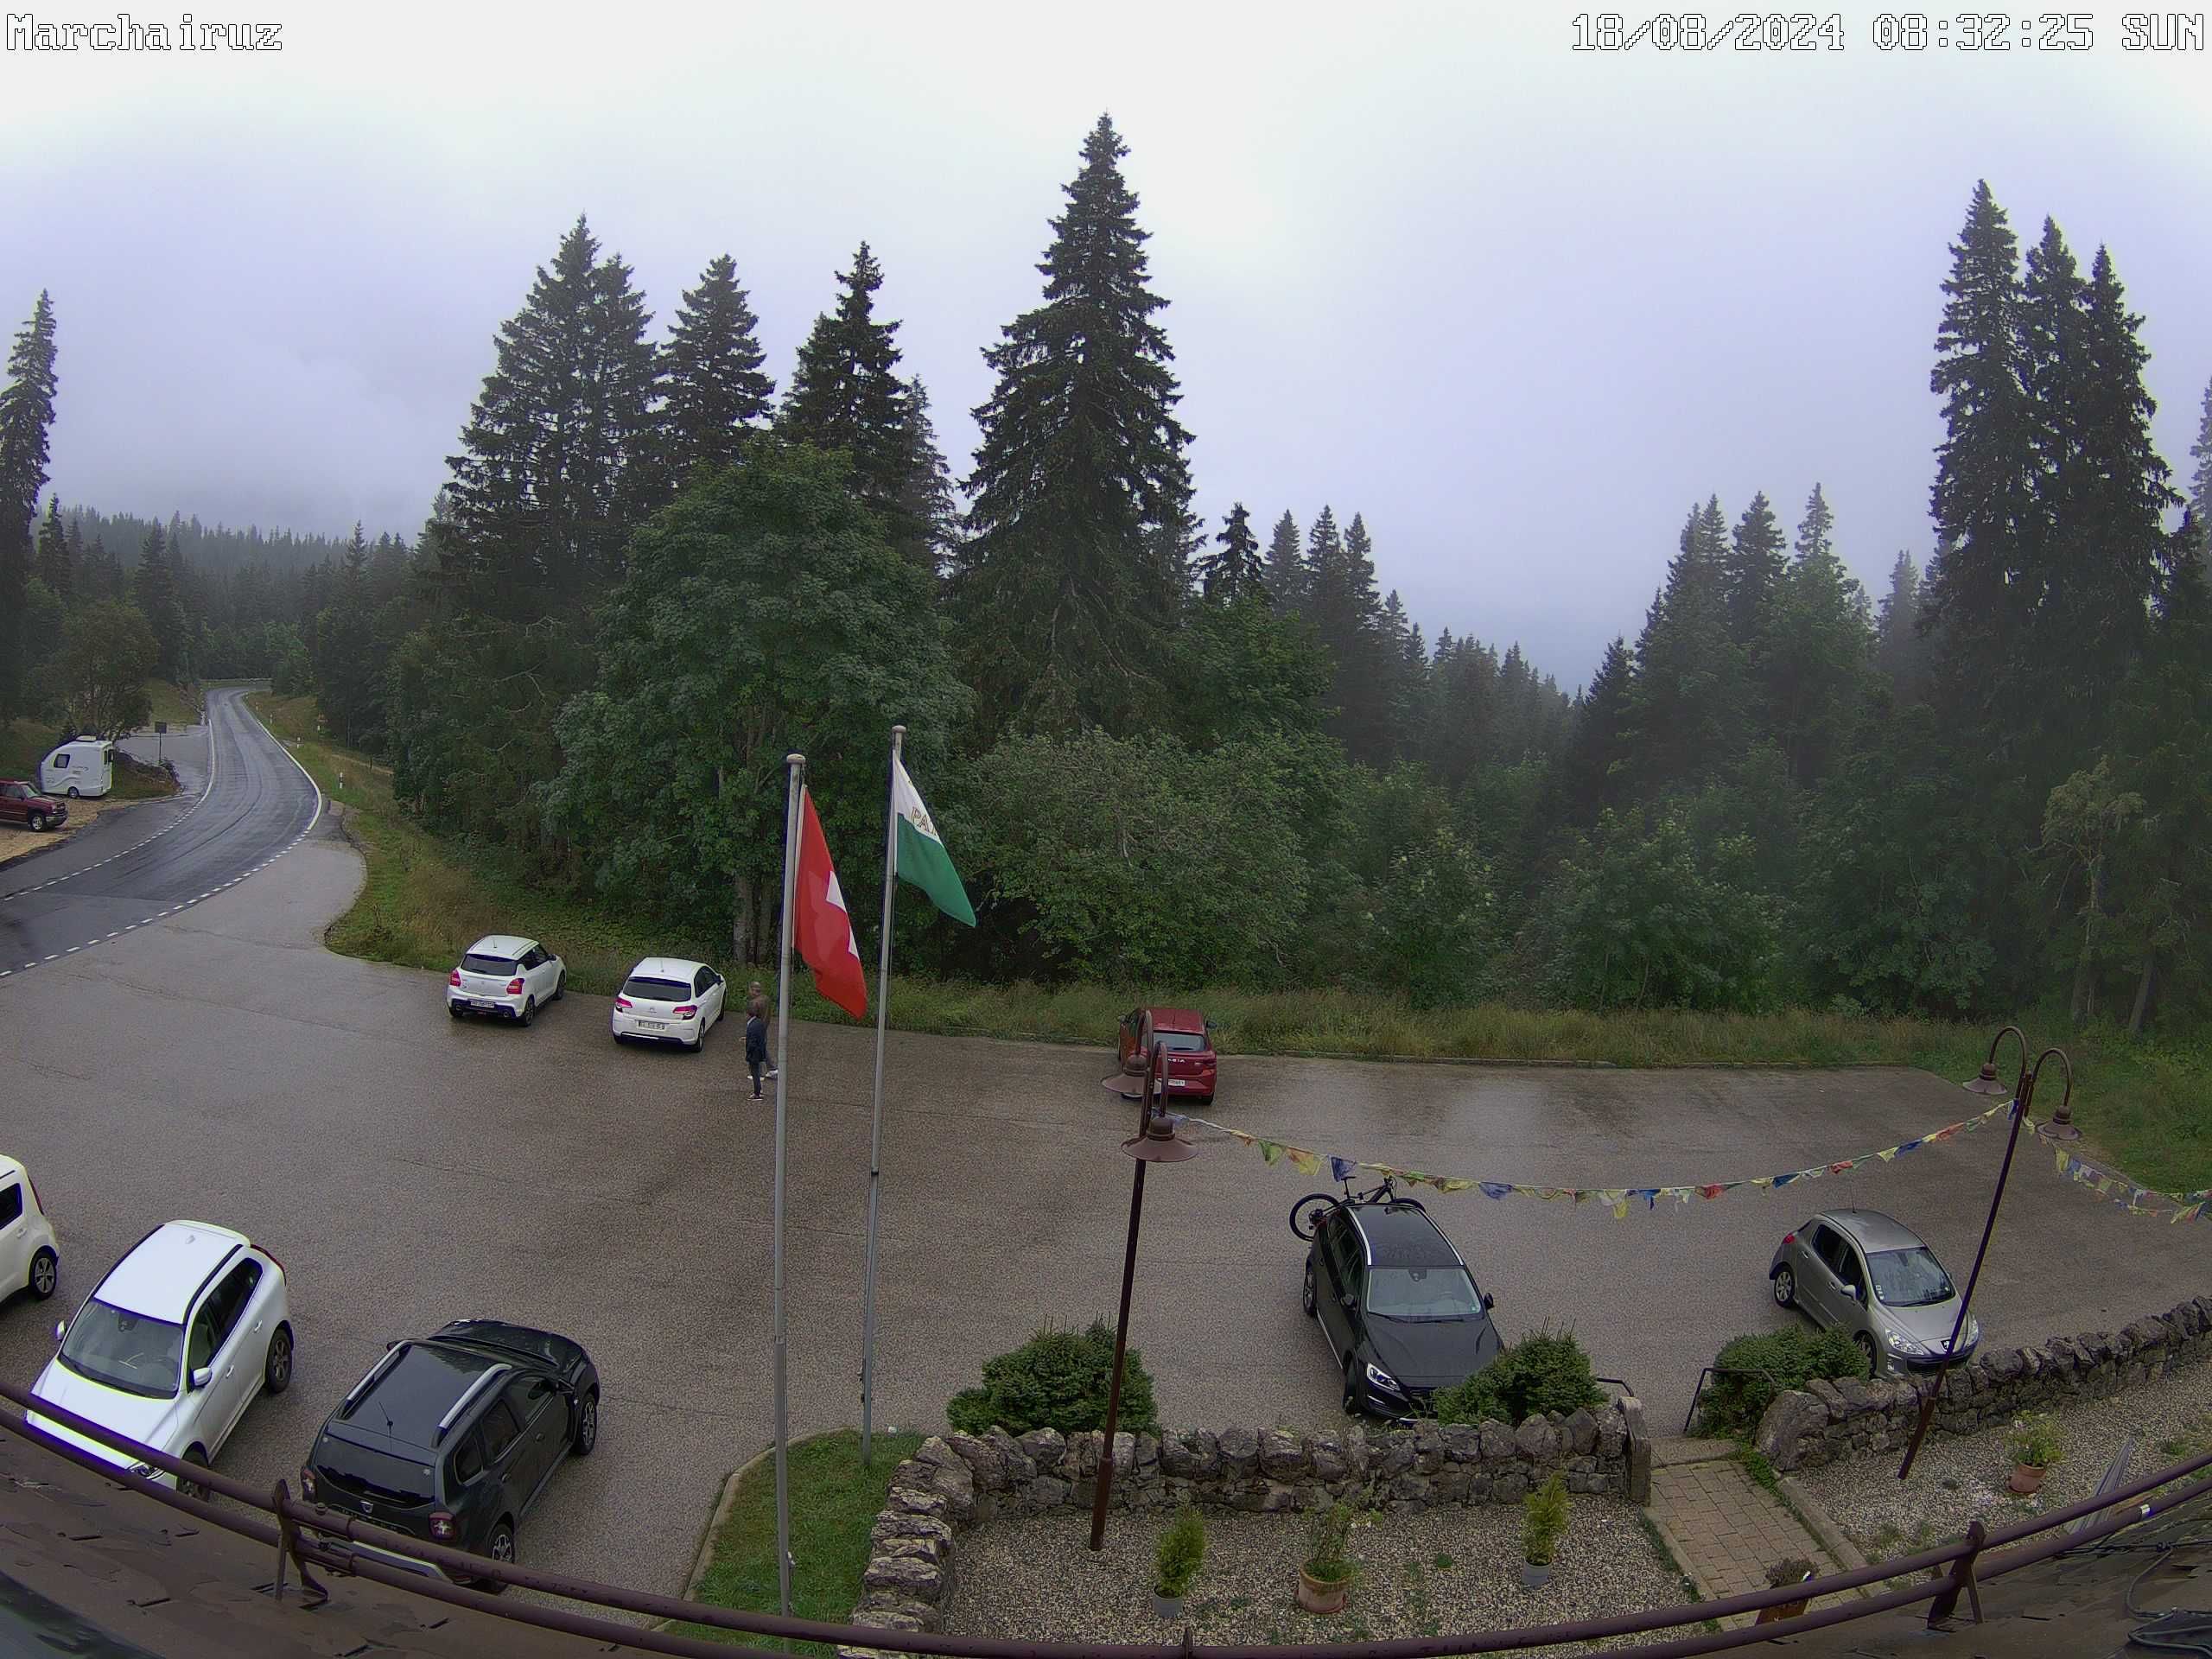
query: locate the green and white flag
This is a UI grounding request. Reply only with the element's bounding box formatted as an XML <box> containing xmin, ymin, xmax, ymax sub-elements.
<box><xmin>893</xmin><ymin>756</ymin><xmax>975</xmax><ymax>925</ymax></box>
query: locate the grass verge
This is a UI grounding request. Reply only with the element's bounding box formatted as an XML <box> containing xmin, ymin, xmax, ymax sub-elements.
<box><xmin>243</xmin><ymin>693</ymin><xmax>2212</xmax><ymax>1193</ymax></box>
<box><xmin>670</xmin><ymin>1428</ymin><xmax>925</xmax><ymax>1652</ymax></box>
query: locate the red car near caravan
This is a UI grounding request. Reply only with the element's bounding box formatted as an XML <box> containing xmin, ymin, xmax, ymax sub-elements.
<box><xmin>1117</xmin><ymin>1007</ymin><xmax>1219</xmax><ymax>1105</ymax></box>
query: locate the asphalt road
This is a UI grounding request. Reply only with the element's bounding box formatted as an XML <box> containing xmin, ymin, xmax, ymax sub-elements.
<box><xmin>0</xmin><ymin>746</ymin><xmax>2202</xmax><ymax>1599</ymax></box>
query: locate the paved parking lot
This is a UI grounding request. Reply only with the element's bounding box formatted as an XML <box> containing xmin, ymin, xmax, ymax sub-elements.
<box><xmin>2</xmin><ymin>830</ymin><xmax>2200</xmax><ymax>1595</ymax></box>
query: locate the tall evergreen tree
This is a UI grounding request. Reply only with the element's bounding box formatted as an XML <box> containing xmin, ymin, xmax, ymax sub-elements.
<box><xmin>1560</xmin><ymin>637</ymin><xmax>1636</xmax><ymax>825</ymax></box>
<box><xmin>1762</xmin><ymin>484</ymin><xmax>1872</xmax><ymax>785</ymax></box>
<box><xmin>951</xmin><ymin>115</ymin><xmax>1195</xmax><ymax>736</ymax></box>
<box><xmin>132</xmin><ymin>524</ymin><xmax>188</xmax><ymax>681</ymax></box>
<box><xmin>661</xmin><ymin>252</ymin><xmax>774</xmax><ymax>484</ymax></box>
<box><xmin>1875</xmin><ymin>551</ymin><xmax>1925</xmax><ymax>699</ymax></box>
<box><xmin>1196</xmin><ymin>501</ymin><xmax>1264</xmax><ymax>603</ymax></box>
<box><xmin>1624</xmin><ymin>497</ymin><xmax>1739</xmax><ymax>793</ymax></box>
<box><xmin>35</xmin><ymin>494</ymin><xmax>70</xmax><ymax>601</ymax></box>
<box><xmin>893</xmin><ymin>376</ymin><xmax>960</xmax><ymax>574</ymax></box>
<box><xmin>2190</xmin><ymin>373</ymin><xmax>2212</xmax><ymax>533</ymax></box>
<box><xmin>1263</xmin><ymin>509</ymin><xmax>1305</xmax><ymax>613</ymax></box>
<box><xmin>1722</xmin><ymin>490</ymin><xmax>1786</xmax><ymax>645</ymax></box>
<box><xmin>1921</xmin><ymin>181</ymin><xmax>2037</xmax><ymax>747</ymax></box>
<box><xmin>445</xmin><ymin>217</ymin><xmax>664</xmax><ymax>615</ymax></box>
<box><xmin>0</xmin><ymin>290</ymin><xmax>60</xmax><ymax>721</ymax></box>
<box><xmin>779</xmin><ymin>242</ymin><xmax>917</xmax><ymax>529</ymax></box>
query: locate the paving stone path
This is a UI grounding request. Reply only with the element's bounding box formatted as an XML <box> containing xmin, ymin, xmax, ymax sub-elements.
<box><xmin>1643</xmin><ymin>1440</ymin><xmax>1859</xmax><ymax>1630</ymax></box>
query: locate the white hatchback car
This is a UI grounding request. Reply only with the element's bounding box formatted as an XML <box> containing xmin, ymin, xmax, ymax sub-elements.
<box><xmin>1</xmin><ymin>1154</ymin><xmax>60</xmax><ymax>1306</ymax></box>
<box><xmin>448</xmin><ymin>934</ymin><xmax>566</xmax><ymax>1027</ymax></box>
<box><xmin>30</xmin><ymin>1221</ymin><xmax>293</xmax><ymax>1495</ymax></box>
<box><xmin>612</xmin><ymin>957</ymin><xmax>729</xmax><ymax>1052</ymax></box>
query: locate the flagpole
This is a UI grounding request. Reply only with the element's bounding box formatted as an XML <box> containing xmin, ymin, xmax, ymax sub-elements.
<box><xmin>771</xmin><ymin>751</ymin><xmax>804</xmax><ymax>1618</ymax></box>
<box><xmin>861</xmin><ymin>725</ymin><xmax>906</xmax><ymax>1469</ymax></box>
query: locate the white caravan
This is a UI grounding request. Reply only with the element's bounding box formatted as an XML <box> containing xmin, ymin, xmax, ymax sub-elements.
<box><xmin>39</xmin><ymin>739</ymin><xmax>113</xmax><ymax>799</ymax></box>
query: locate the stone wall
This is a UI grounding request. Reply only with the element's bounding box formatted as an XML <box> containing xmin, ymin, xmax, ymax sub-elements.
<box><xmin>847</xmin><ymin>1400</ymin><xmax>1649</xmax><ymax>1646</ymax></box>
<box><xmin>1754</xmin><ymin>1294</ymin><xmax>2212</xmax><ymax>1473</ymax></box>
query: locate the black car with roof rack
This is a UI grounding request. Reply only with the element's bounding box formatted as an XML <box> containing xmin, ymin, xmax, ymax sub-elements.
<box><xmin>300</xmin><ymin>1319</ymin><xmax>599</xmax><ymax>1580</ymax></box>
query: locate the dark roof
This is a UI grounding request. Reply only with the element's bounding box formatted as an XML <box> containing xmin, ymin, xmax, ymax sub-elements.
<box><xmin>1355</xmin><ymin>1203</ymin><xmax>1461</xmax><ymax>1268</ymax></box>
<box><xmin>346</xmin><ymin>1342</ymin><xmax>499</xmax><ymax>1447</ymax></box>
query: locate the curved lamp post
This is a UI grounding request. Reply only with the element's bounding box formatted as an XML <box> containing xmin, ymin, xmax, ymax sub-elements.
<box><xmin>1897</xmin><ymin>1031</ymin><xmax>2074</xmax><ymax>1479</ymax></box>
<box><xmin>1088</xmin><ymin>1041</ymin><xmax>1198</xmax><ymax>1550</ymax></box>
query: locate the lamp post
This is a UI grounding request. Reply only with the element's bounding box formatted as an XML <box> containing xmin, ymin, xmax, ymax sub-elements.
<box><xmin>1088</xmin><ymin>1041</ymin><xmax>1197</xmax><ymax>1551</ymax></box>
<box><xmin>1897</xmin><ymin>1030</ymin><xmax>2074</xmax><ymax>1479</ymax></box>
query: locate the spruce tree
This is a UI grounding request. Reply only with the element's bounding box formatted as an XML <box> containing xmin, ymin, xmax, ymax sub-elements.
<box><xmin>1263</xmin><ymin>509</ymin><xmax>1305</xmax><ymax>613</ymax></box>
<box><xmin>662</xmin><ymin>252</ymin><xmax>774</xmax><ymax>484</ymax></box>
<box><xmin>1624</xmin><ymin>497</ymin><xmax>1738</xmax><ymax>792</ymax></box>
<box><xmin>1561</xmin><ymin>637</ymin><xmax>1636</xmax><ymax>824</ymax></box>
<box><xmin>446</xmin><ymin>216</ymin><xmax>664</xmax><ymax>615</ymax></box>
<box><xmin>952</xmin><ymin>115</ymin><xmax>1195</xmax><ymax>736</ymax></box>
<box><xmin>1723</xmin><ymin>490</ymin><xmax>1786</xmax><ymax>645</ymax></box>
<box><xmin>35</xmin><ymin>494</ymin><xmax>70</xmax><ymax>601</ymax></box>
<box><xmin>133</xmin><ymin>524</ymin><xmax>188</xmax><ymax>681</ymax></box>
<box><xmin>1921</xmin><ymin>181</ymin><xmax>2037</xmax><ymax>742</ymax></box>
<box><xmin>0</xmin><ymin>291</ymin><xmax>59</xmax><ymax>721</ymax></box>
<box><xmin>1763</xmin><ymin>484</ymin><xmax>1873</xmax><ymax>785</ymax></box>
<box><xmin>779</xmin><ymin>241</ymin><xmax>916</xmax><ymax>531</ymax></box>
<box><xmin>2190</xmin><ymin>373</ymin><xmax>2212</xmax><ymax>530</ymax></box>
<box><xmin>1197</xmin><ymin>501</ymin><xmax>1264</xmax><ymax>602</ymax></box>
<box><xmin>1876</xmin><ymin>551</ymin><xmax>1925</xmax><ymax>697</ymax></box>
<box><xmin>893</xmin><ymin>375</ymin><xmax>960</xmax><ymax>575</ymax></box>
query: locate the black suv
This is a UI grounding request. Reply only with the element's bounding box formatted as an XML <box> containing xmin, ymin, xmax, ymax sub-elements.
<box><xmin>1301</xmin><ymin>1196</ymin><xmax>1502</xmax><ymax>1417</ymax></box>
<box><xmin>302</xmin><ymin>1320</ymin><xmax>599</xmax><ymax>1578</ymax></box>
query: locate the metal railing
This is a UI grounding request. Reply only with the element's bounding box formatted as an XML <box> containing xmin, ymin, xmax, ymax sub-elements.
<box><xmin>6</xmin><ymin>1376</ymin><xmax>2211</xmax><ymax>1658</ymax></box>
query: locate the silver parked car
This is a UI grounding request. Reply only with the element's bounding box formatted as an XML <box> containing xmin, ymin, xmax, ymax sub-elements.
<box><xmin>1768</xmin><ymin>1209</ymin><xmax>1979</xmax><ymax>1377</ymax></box>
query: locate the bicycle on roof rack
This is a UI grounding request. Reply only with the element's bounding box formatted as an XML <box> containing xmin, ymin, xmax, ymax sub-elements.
<box><xmin>1289</xmin><ymin>1172</ymin><xmax>1422</xmax><ymax>1240</ymax></box>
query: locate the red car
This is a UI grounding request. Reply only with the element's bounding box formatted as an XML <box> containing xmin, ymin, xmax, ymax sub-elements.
<box><xmin>1117</xmin><ymin>1007</ymin><xmax>1218</xmax><ymax>1105</ymax></box>
<box><xmin>0</xmin><ymin>779</ymin><xmax>67</xmax><ymax>833</ymax></box>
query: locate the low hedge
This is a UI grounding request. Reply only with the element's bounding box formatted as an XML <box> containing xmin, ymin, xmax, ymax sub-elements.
<box><xmin>1428</xmin><ymin>1325</ymin><xmax>1606</xmax><ymax>1427</ymax></box>
<box><xmin>1694</xmin><ymin>1326</ymin><xmax>1868</xmax><ymax>1439</ymax></box>
<box><xmin>947</xmin><ymin>1319</ymin><xmax>1159</xmax><ymax>1439</ymax></box>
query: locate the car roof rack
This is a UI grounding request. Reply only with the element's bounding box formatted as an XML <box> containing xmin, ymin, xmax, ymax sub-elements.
<box><xmin>435</xmin><ymin>1363</ymin><xmax>512</xmax><ymax>1443</ymax></box>
<box><xmin>339</xmin><ymin>1343</ymin><xmax>410</xmax><ymax>1419</ymax></box>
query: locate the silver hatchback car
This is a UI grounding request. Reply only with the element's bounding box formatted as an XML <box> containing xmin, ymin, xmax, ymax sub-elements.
<box><xmin>1768</xmin><ymin>1209</ymin><xmax>1980</xmax><ymax>1377</ymax></box>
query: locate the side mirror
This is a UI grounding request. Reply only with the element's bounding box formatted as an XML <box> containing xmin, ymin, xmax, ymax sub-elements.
<box><xmin>190</xmin><ymin>1366</ymin><xmax>213</xmax><ymax>1392</ymax></box>
<box><xmin>53</xmin><ymin>1319</ymin><xmax>66</xmax><ymax>1344</ymax></box>
<box><xmin>1482</xmin><ymin>1293</ymin><xmax>1497</xmax><ymax>1313</ymax></box>
<box><xmin>1342</xmin><ymin>1298</ymin><xmax>1359</xmax><ymax>1317</ymax></box>
<box><xmin>1842</xmin><ymin>1284</ymin><xmax>1860</xmax><ymax>1301</ymax></box>
<box><xmin>385</xmin><ymin>1338</ymin><xmax>400</xmax><ymax>1350</ymax></box>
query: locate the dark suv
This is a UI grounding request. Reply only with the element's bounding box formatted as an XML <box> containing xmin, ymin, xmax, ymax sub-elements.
<box><xmin>301</xmin><ymin>1320</ymin><xmax>599</xmax><ymax>1578</ymax></box>
<box><xmin>1303</xmin><ymin>1198</ymin><xmax>1502</xmax><ymax>1417</ymax></box>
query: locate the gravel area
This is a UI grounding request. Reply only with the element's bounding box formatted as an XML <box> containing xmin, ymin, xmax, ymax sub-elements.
<box><xmin>944</xmin><ymin>1502</ymin><xmax>1693</xmax><ymax>1653</ymax></box>
<box><xmin>1798</xmin><ymin>1361</ymin><xmax>2212</xmax><ymax>1562</ymax></box>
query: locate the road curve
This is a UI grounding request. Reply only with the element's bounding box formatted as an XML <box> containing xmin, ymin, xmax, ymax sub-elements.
<box><xmin>0</xmin><ymin>689</ymin><xmax>321</xmax><ymax>982</ymax></box>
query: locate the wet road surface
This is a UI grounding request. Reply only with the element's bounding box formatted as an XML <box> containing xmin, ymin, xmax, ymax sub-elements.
<box><xmin>0</xmin><ymin>796</ymin><xmax>2201</xmax><ymax>1597</ymax></box>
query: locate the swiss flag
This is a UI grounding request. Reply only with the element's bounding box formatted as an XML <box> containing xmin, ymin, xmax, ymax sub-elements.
<box><xmin>795</xmin><ymin>787</ymin><xmax>868</xmax><ymax>1020</ymax></box>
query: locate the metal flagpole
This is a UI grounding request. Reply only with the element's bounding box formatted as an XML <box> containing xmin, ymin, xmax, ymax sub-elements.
<box><xmin>861</xmin><ymin>726</ymin><xmax>906</xmax><ymax>1468</ymax></box>
<box><xmin>771</xmin><ymin>752</ymin><xmax>804</xmax><ymax>1618</ymax></box>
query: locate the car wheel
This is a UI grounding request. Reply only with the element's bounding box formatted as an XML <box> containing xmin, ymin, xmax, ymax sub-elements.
<box><xmin>66</xmin><ymin>785</ymin><xmax>80</xmax><ymax>798</ymax></box>
<box><xmin>689</xmin><ymin>1021</ymin><xmax>707</xmax><ymax>1054</ymax></box>
<box><xmin>519</xmin><ymin>996</ymin><xmax>536</xmax><ymax>1028</ymax></box>
<box><xmin>27</xmin><ymin>811</ymin><xmax>45</xmax><ymax>832</ymax></box>
<box><xmin>264</xmin><ymin>1323</ymin><xmax>294</xmax><ymax>1394</ymax></box>
<box><xmin>1197</xmin><ymin>1093</ymin><xmax>1214</xmax><ymax>1106</ymax></box>
<box><xmin>552</xmin><ymin>972</ymin><xmax>565</xmax><ymax>1001</ymax></box>
<box><xmin>1853</xmin><ymin>1332</ymin><xmax>1878</xmax><ymax>1372</ymax></box>
<box><xmin>1301</xmin><ymin>1259</ymin><xmax>1317</xmax><ymax>1318</ymax></box>
<box><xmin>572</xmin><ymin>1388</ymin><xmax>598</xmax><ymax>1455</ymax></box>
<box><xmin>179</xmin><ymin>1446</ymin><xmax>211</xmax><ymax>1502</ymax></box>
<box><xmin>1771</xmin><ymin>1266</ymin><xmax>1796</xmax><ymax>1308</ymax></box>
<box><xmin>1342</xmin><ymin>1359</ymin><xmax>1366</xmax><ymax>1418</ymax></box>
<box><xmin>28</xmin><ymin>1247</ymin><xmax>59</xmax><ymax>1300</ymax></box>
<box><xmin>478</xmin><ymin>1519</ymin><xmax>516</xmax><ymax>1589</ymax></box>
<box><xmin>448</xmin><ymin>1003</ymin><xmax>465</xmax><ymax>1020</ymax></box>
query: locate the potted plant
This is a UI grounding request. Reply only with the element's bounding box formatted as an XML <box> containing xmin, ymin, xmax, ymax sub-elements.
<box><xmin>1298</xmin><ymin>1499</ymin><xmax>1358</xmax><ymax>1615</ymax></box>
<box><xmin>2007</xmin><ymin>1413</ymin><xmax>2063</xmax><ymax>1495</ymax></box>
<box><xmin>1153</xmin><ymin>1505</ymin><xmax>1205</xmax><ymax>1619</ymax></box>
<box><xmin>1755</xmin><ymin>1556</ymin><xmax>1817</xmax><ymax>1623</ymax></box>
<box><xmin>1520</xmin><ymin>1471</ymin><xmax>1569</xmax><ymax>1588</ymax></box>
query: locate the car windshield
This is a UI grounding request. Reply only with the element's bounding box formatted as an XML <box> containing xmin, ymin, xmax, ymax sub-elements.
<box><xmin>623</xmin><ymin>976</ymin><xmax>691</xmax><ymax>1001</ymax></box>
<box><xmin>59</xmin><ymin>1297</ymin><xmax>184</xmax><ymax>1398</ymax></box>
<box><xmin>1154</xmin><ymin>1030</ymin><xmax>1207</xmax><ymax>1052</ymax></box>
<box><xmin>1869</xmin><ymin>1246</ymin><xmax>1955</xmax><ymax>1307</ymax></box>
<box><xmin>1366</xmin><ymin>1263</ymin><xmax>1484</xmax><ymax>1320</ymax></box>
<box><xmin>461</xmin><ymin>952</ymin><xmax>519</xmax><ymax>976</ymax></box>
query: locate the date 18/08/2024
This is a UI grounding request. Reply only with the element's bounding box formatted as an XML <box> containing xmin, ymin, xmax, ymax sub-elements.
<box><xmin>1569</xmin><ymin>12</ymin><xmax>2206</xmax><ymax>52</ymax></box>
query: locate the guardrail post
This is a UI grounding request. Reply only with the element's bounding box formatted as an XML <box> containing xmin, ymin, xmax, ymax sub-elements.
<box><xmin>1925</xmin><ymin>1516</ymin><xmax>1986</xmax><ymax>1627</ymax></box>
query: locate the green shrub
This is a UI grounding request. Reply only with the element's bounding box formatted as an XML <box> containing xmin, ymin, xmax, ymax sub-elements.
<box><xmin>1305</xmin><ymin>1498</ymin><xmax>1359</xmax><ymax>1582</ymax></box>
<box><xmin>2006</xmin><ymin>1413</ymin><xmax>2063</xmax><ymax>1469</ymax></box>
<box><xmin>1695</xmin><ymin>1326</ymin><xmax>1868</xmax><ymax>1439</ymax></box>
<box><xmin>1522</xmin><ymin>1471</ymin><xmax>1569</xmax><ymax>1565</ymax></box>
<box><xmin>945</xmin><ymin>1319</ymin><xmax>1158</xmax><ymax>1438</ymax></box>
<box><xmin>1428</xmin><ymin>1325</ymin><xmax>1605</xmax><ymax>1427</ymax></box>
<box><xmin>1154</xmin><ymin>1505</ymin><xmax>1206</xmax><ymax>1598</ymax></box>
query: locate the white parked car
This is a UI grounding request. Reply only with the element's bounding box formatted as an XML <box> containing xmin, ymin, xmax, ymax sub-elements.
<box><xmin>29</xmin><ymin>1220</ymin><xmax>293</xmax><ymax>1496</ymax></box>
<box><xmin>1</xmin><ymin>1154</ymin><xmax>60</xmax><ymax>1305</ymax></box>
<box><xmin>447</xmin><ymin>934</ymin><xmax>565</xmax><ymax>1027</ymax></box>
<box><xmin>612</xmin><ymin>957</ymin><xmax>729</xmax><ymax>1052</ymax></box>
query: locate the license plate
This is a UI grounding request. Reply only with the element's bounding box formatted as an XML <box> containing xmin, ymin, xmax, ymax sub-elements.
<box><xmin>636</xmin><ymin>1020</ymin><xmax>667</xmax><ymax>1031</ymax></box>
<box><xmin>1169</xmin><ymin>1078</ymin><xmax>1191</xmax><ymax>1088</ymax></box>
<box><xmin>473</xmin><ymin>1000</ymin><xmax>500</xmax><ymax>1011</ymax></box>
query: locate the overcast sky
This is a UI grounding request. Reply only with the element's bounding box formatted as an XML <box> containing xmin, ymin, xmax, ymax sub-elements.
<box><xmin>4</xmin><ymin>2</ymin><xmax>2208</xmax><ymax>687</ymax></box>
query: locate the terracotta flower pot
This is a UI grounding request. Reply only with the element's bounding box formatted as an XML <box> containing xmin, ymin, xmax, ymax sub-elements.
<box><xmin>1756</xmin><ymin>1598</ymin><xmax>1811</xmax><ymax>1624</ymax></box>
<box><xmin>2009</xmin><ymin>1462</ymin><xmax>2047</xmax><ymax>1495</ymax></box>
<box><xmin>1298</xmin><ymin>1569</ymin><xmax>1351</xmax><ymax>1615</ymax></box>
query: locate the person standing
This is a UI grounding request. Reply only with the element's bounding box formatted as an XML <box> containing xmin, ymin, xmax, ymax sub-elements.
<box><xmin>747</xmin><ymin>981</ymin><xmax>779</xmax><ymax>1078</ymax></box>
<box><xmin>745</xmin><ymin>1005</ymin><xmax>769</xmax><ymax>1100</ymax></box>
